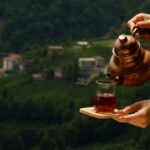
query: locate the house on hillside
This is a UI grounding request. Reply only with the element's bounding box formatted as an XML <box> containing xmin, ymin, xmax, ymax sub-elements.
<box><xmin>54</xmin><ymin>68</ymin><xmax>66</xmax><ymax>79</ymax></box>
<box><xmin>79</xmin><ymin>56</ymin><xmax>105</xmax><ymax>70</ymax></box>
<box><xmin>32</xmin><ymin>72</ymin><xmax>46</xmax><ymax>81</ymax></box>
<box><xmin>3</xmin><ymin>53</ymin><xmax>22</xmax><ymax>71</ymax></box>
<box><xmin>47</xmin><ymin>45</ymin><xmax>64</xmax><ymax>56</ymax></box>
<box><xmin>78</xmin><ymin>57</ymin><xmax>95</xmax><ymax>73</ymax></box>
<box><xmin>77</xmin><ymin>41</ymin><xmax>91</xmax><ymax>49</ymax></box>
<box><xmin>76</xmin><ymin>56</ymin><xmax>105</xmax><ymax>85</ymax></box>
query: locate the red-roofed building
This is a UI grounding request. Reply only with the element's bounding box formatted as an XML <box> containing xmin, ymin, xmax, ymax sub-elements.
<box><xmin>3</xmin><ymin>53</ymin><xmax>22</xmax><ymax>71</ymax></box>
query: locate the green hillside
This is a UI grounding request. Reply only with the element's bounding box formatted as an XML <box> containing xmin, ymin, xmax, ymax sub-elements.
<box><xmin>1</xmin><ymin>0</ymin><xmax>150</xmax><ymax>149</ymax></box>
<box><xmin>0</xmin><ymin>38</ymin><xmax>150</xmax><ymax>150</ymax></box>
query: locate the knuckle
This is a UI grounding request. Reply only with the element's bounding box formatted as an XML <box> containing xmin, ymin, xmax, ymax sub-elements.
<box><xmin>137</xmin><ymin>13</ymin><xmax>144</xmax><ymax>16</ymax></box>
<box><xmin>127</xmin><ymin>20</ymin><xmax>132</xmax><ymax>26</ymax></box>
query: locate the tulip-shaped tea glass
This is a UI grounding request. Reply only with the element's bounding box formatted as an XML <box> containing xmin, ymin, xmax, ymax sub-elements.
<box><xmin>93</xmin><ymin>80</ymin><xmax>116</xmax><ymax>113</ymax></box>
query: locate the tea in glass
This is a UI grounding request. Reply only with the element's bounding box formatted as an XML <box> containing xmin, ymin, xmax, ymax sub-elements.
<box><xmin>94</xmin><ymin>80</ymin><xmax>116</xmax><ymax>113</ymax></box>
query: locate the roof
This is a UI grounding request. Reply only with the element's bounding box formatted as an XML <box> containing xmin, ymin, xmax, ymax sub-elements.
<box><xmin>4</xmin><ymin>53</ymin><xmax>22</xmax><ymax>61</ymax></box>
<box><xmin>79</xmin><ymin>57</ymin><xmax>95</xmax><ymax>61</ymax></box>
<box><xmin>77</xmin><ymin>41</ymin><xmax>89</xmax><ymax>46</ymax></box>
<box><xmin>48</xmin><ymin>46</ymin><xmax>64</xmax><ymax>50</ymax></box>
<box><xmin>94</xmin><ymin>56</ymin><xmax>104</xmax><ymax>60</ymax></box>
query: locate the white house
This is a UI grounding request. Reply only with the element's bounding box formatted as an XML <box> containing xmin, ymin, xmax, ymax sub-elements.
<box><xmin>78</xmin><ymin>56</ymin><xmax>105</xmax><ymax>70</ymax></box>
<box><xmin>78</xmin><ymin>57</ymin><xmax>95</xmax><ymax>72</ymax></box>
<box><xmin>76</xmin><ymin>56</ymin><xmax>105</xmax><ymax>85</ymax></box>
<box><xmin>54</xmin><ymin>69</ymin><xmax>65</xmax><ymax>79</ymax></box>
<box><xmin>3</xmin><ymin>53</ymin><xmax>22</xmax><ymax>71</ymax></box>
<box><xmin>77</xmin><ymin>41</ymin><xmax>91</xmax><ymax>49</ymax></box>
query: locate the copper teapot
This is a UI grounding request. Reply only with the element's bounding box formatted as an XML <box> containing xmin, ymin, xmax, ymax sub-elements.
<box><xmin>106</xmin><ymin>34</ymin><xmax>150</xmax><ymax>86</ymax></box>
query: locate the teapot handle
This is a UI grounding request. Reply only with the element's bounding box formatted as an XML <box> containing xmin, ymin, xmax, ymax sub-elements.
<box><xmin>132</xmin><ymin>26</ymin><xmax>150</xmax><ymax>37</ymax></box>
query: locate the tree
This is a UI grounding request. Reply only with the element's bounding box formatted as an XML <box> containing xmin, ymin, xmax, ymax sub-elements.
<box><xmin>17</xmin><ymin>99</ymin><xmax>38</xmax><ymax>121</ymax></box>
<box><xmin>0</xmin><ymin>100</ymin><xmax>10</xmax><ymax>120</ymax></box>
<box><xmin>40</xmin><ymin>134</ymin><xmax>57</xmax><ymax>150</ymax></box>
<box><xmin>18</xmin><ymin>127</ymin><xmax>39</xmax><ymax>149</ymax></box>
<box><xmin>2</xmin><ymin>132</ymin><xmax>24</xmax><ymax>150</ymax></box>
<box><xmin>39</xmin><ymin>97</ymin><xmax>54</xmax><ymax>122</ymax></box>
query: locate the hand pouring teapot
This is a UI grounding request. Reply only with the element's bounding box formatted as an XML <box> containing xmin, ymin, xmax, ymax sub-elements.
<box><xmin>106</xmin><ymin>34</ymin><xmax>150</xmax><ymax>86</ymax></box>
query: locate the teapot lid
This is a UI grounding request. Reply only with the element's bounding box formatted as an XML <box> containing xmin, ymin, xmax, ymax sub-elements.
<box><xmin>113</xmin><ymin>34</ymin><xmax>140</xmax><ymax>58</ymax></box>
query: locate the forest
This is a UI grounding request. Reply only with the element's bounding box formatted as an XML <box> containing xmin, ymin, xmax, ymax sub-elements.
<box><xmin>0</xmin><ymin>0</ymin><xmax>150</xmax><ymax>51</ymax></box>
<box><xmin>0</xmin><ymin>0</ymin><xmax>150</xmax><ymax>150</ymax></box>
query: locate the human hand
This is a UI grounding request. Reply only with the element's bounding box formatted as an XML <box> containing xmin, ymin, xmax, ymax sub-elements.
<box><xmin>113</xmin><ymin>100</ymin><xmax>150</xmax><ymax>128</ymax></box>
<box><xmin>128</xmin><ymin>13</ymin><xmax>150</xmax><ymax>40</ymax></box>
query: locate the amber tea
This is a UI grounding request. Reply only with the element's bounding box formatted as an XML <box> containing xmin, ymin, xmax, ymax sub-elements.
<box><xmin>94</xmin><ymin>80</ymin><xmax>116</xmax><ymax>113</ymax></box>
<box><xmin>94</xmin><ymin>93</ymin><xmax>116</xmax><ymax>113</ymax></box>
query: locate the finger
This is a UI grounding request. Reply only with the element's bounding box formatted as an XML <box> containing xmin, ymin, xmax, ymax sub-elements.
<box><xmin>133</xmin><ymin>13</ymin><xmax>146</xmax><ymax>22</ymax></box>
<box><xmin>123</xmin><ymin>116</ymin><xmax>148</xmax><ymax>128</ymax></box>
<box><xmin>128</xmin><ymin>14</ymin><xmax>144</xmax><ymax>27</ymax></box>
<box><xmin>113</xmin><ymin>115</ymin><xmax>146</xmax><ymax>128</ymax></box>
<box><xmin>127</xmin><ymin>13</ymin><xmax>149</xmax><ymax>32</ymax></box>
<box><xmin>112</xmin><ymin>117</ymin><xmax>126</xmax><ymax>123</ymax></box>
<box><xmin>121</xmin><ymin>102</ymin><xmax>142</xmax><ymax>114</ymax></box>
<box><xmin>127</xmin><ymin>20</ymin><xmax>136</xmax><ymax>31</ymax></box>
<box><xmin>126</xmin><ymin>120</ymin><xmax>147</xmax><ymax>128</ymax></box>
<box><xmin>128</xmin><ymin>19</ymin><xmax>138</xmax><ymax>33</ymax></box>
<box><xmin>113</xmin><ymin>112</ymin><xmax>142</xmax><ymax>125</ymax></box>
<box><xmin>136</xmin><ymin>20</ymin><xmax>150</xmax><ymax>28</ymax></box>
<box><xmin>114</xmin><ymin>109</ymin><xmax>149</xmax><ymax>128</ymax></box>
<box><xmin>121</xmin><ymin>111</ymin><xmax>142</xmax><ymax>120</ymax></box>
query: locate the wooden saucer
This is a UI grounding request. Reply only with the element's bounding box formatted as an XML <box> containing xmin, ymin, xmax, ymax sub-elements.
<box><xmin>79</xmin><ymin>107</ymin><xmax>122</xmax><ymax>119</ymax></box>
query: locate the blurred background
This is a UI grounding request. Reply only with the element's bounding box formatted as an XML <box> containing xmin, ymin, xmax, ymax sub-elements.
<box><xmin>0</xmin><ymin>0</ymin><xmax>150</xmax><ymax>150</ymax></box>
